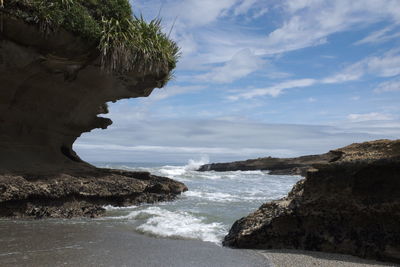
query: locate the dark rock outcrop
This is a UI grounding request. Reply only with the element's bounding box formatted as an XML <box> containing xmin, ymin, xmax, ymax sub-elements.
<box><xmin>0</xmin><ymin>169</ymin><xmax>187</xmax><ymax>218</ymax></box>
<box><xmin>0</xmin><ymin>8</ymin><xmax>186</xmax><ymax>217</ymax></box>
<box><xmin>223</xmin><ymin>139</ymin><xmax>400</xmax><ymax>263</ymax></box>
<box><xmin>198</xmin><ymin>151</ymin><xmax>342</xmax><ymax>176</ymax></box>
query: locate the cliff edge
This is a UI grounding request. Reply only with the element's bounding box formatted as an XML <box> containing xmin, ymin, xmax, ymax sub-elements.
<box><xmin>0</xmin><ymin>0</ymin><xmax>187</xmax><ymax>218</ymax></box>
<box><xmin>223</xmin><ymin>139</ymin><xmax>400</xmax><ymax>263</ymax></box>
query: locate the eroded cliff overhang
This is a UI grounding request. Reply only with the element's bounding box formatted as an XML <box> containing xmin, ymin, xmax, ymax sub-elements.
<box><xmin>0</xmin><ymin>1</ymin><xmax>178</xmax><ymax>173</ymax></box>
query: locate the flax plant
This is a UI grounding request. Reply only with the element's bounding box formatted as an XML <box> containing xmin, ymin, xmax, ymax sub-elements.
<box><xmin>1</xmin><ymin>0</ymin><xmax>179</xmax><ymax>84</ymax></box>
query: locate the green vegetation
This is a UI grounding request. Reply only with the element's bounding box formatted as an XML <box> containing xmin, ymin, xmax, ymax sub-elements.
<box><xmin>2</xmin><ymin>0</ymin><xmax>179</xmax><ymax>81</ymax></box>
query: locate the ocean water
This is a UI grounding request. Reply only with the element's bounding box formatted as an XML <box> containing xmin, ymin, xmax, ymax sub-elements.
<box><xmin>96</xmin><ymin>159</ymin><xmax>302</xmax><ymax>245</ymax></box>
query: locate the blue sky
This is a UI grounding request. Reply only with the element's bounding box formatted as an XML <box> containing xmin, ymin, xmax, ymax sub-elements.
<box><xmin>75</xmin><ymin>0</ymin><xmax>400</xmax><ymax>163</ymax></box>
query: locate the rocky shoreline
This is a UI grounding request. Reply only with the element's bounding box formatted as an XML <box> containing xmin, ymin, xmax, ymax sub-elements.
<box><xmin>222</xmin><ymin>139</ymin><xmax>400</xmax><ymax>263</ymax></box>
<box><xmin>0</xmin><ymin>169</ymin><xmax>187</xmax><ymax>218</ymax></box>
<box><xmin>198</xmin><ymin>150</ymin><xmax>343</xmax><ymax>176</ymax></box>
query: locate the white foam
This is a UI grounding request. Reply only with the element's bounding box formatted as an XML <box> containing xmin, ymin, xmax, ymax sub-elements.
<box><xmin>185</xmin><ymin>156</ymin><xmax>209</xmax><ymax>171</ymax></box>
<box><xmin>158</xmin><ymin>157</ymin><xmax>210</xmax><ymax>178</ymax></box>
<box><xmin>195</xmin><ymin>172</ymin><xmax>222</xmax><ymax>180</ymax></box>
<box><xmin>159</xmin><ymin>166</ymin><xmax>186</xmax><ymax>177</ymax></box>
<box><xmin>241</xmin><ymin>170</ymin><xmax>268</xmax><ymax>175</ymax></box>
<box><xmin>183</xmin><ymin>190</ymin><xmax>267</xmax><ymax>202</ymax></box>
<box><xmin>126</xmin><ymin>207</ymin><xmax>226</xmax><ymax>243</ymax></box>
<box><xmin>100</xmin><ymin>162</ymin><xmax>302</xmax><ymax>246</ymax></box>
<box><xmin>103</xmin><ymin>205</ymin><xmax>137</xmax><ymax>211</ymax></box>
<box><xmin>184</xmin><ymin>191</ymin><xmax>236</xmax><ymax>202</ymax></box>
<box><xmin>225</xmin><ymin>170</ymin><xmax>269</xmax><ymax>177</ymax></box>
<box><xmin>192</xmin><ymin>170</ymin><xmax>269</xmax><ymax>181</ymax></box>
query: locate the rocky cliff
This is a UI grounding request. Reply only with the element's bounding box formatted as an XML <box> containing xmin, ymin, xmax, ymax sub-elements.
<box><xmin>223</xmin><ymin>139</ymin><xmax>400</xmax><ymax>263</ymax></box>
<box><xmin>198</xmin><ymin>151</ymin><xmax>342</xmax><ymax>176</ymax></box>
<box><xmin>0</xmin><ymin>1</ymin><xmax>187</xmax><ymax>218</ymax></box>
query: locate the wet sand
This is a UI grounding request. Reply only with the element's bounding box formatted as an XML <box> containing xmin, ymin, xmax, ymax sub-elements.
<box><xmin>0</xmin><ymin>219</ymin><xmax>269</xmax><ymax>267</ymax></box>
<box><xmin>259</xmin><ymin>249</ymin><xmax>399</xmax><ymax>267</ymax></box>
<box><xmin>0</xmin><ymin>219</ymin><xmax>398</xmax><ymax>267</ymax></box>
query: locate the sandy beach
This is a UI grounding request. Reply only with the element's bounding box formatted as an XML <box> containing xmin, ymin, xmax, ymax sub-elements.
<box><xmin>0</xmin><ymin>219</ymin><xmax>269</xmax><ymax>267</ymax></box>
<box><xmin>0</xmin><ymin>219</ymin><xmax>398</xmax><ymax>267</ymax></box>
<box><xmin>259</xmin><ymin>249</ymin><xmax>399</xmax><ymax>267</ymax></box>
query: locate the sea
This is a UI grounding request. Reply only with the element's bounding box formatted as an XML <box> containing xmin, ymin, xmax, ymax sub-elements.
<box><xmin>95</xmin><ymin>159</ymin><xmax>302</xmax><ymax>245</ymax></box>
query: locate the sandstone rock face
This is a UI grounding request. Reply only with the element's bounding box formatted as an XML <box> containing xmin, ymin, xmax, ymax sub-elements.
<box><xmin>0</xmin><ymin>14</ymin><xmax>166</xmax><ymax>174</ymax></box>
<box><xmin>223</xmin><ymin>140</ymin><xmax>400</xmax><ymax>263</ymax></box>
<box><xmin>0</xmin><ymin>14</ymin><xmax>187</xmax><ymax>217</ymax></box>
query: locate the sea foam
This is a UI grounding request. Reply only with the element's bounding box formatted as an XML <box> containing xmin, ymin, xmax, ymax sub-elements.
<box><xmin>100</xmin><ymin>161</ymin><xmax>302</xmax><ymax>245</ymax></box>
<box><xmin>126</xmin><ymin>207</ymin><xmax>226</xmax><ymax>244</ymax></box>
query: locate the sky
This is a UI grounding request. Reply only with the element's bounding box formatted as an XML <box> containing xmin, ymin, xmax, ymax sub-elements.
<box><xmin>75</xmin><ymin>0</ymin><xmax>400</xmax><ymax>164</ymax></box>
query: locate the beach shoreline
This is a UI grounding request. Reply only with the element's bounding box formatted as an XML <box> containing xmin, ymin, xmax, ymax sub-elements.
<box><xmin>1</xmin><ymin>219</ymin><xmax>398</xmax><ymax>267</ymax></box>
<box><xmin>0</xmin><ymin>219</ymin><xmax>269</xmax><ymax>267</ymax></box>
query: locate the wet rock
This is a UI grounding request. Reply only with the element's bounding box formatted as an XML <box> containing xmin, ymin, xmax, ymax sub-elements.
<box><xmin>198</xmin><ymin>151</ymin><xmax>341</xmax><ymax>176</ymax></box>
<box><xmin>223</xmin><ymin>139</ymin><xmax>400</xmax><ymax>263</ymax></box>
<box><xmin>0</xmin><ymin>169</ymin><xmax>187</xmax><ymax>218</ymax></box>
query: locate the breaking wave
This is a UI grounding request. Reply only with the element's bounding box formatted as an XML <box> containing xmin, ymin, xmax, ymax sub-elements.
<box><xmin>127</xmin><ymin>207</ymin><xmax>226</xmax><ymax>243</ymax></box>
<box><xmin>99</xmin><ymin>160</ymin><xmax>302</xmax><ymax>245</ymax></box>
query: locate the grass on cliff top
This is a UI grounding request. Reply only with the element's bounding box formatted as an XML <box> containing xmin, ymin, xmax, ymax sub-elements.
<box><xmin>2</xmin><ymin>0</ymin><xmax>179</xmax><ymax>82</ymax></box>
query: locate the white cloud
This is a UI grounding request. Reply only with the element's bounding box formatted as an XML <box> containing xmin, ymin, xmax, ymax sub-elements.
<box><xmin>149</xmin><ymin>85</ymin><xmax>204</xmax><ymax>101</ymax></box>
<box><xmin>176</xmin><ymin>28</ymin><xmax>268</xmax><ymax>70</ymax></box>
<box><xmin>197</xmin><ymin>49</ymin><xmax>265</xmax><ymax>83</ymax></box>
<box><xmin>75</xmin><ymin>143</ymin><xmax>293</xmax><ymax>157</ymax></box>
<box><xmin>228</xmin><ymin>79</ymin><xmax>316</xmax><ymax>100</ymax></box>
<box><xmin>323</xmin><ymin>49</ymin><xmax>400</xmax><ymax>83</ymax></box>
<box><xmin>355</xmin><ymin>25</ymin><xmax>400</xmax><ymax>45</ymax></box>
<box><xmin>179</xmin><ymin>0</ymin><xmax>236</xmax><ymax>26</ymax></box>
<box><xmin>233</xmin><ymin>0</ymin><xmax>261</xmax><ymax>16</ymax></box>
<box><xmin>223</xmin><ymin>46</ymin><xmax>400</xmax><ymax>99</ymax></box>
<box><xmin>221</xmin><ymin>47</ymin><xmax>400</xmax><ymax>100</ymax></box>
<box><xmin>374</xmin><ymin>78</ymin><xmax>400</xmax><ymax>93</ymax></box>
<box><xmin>175</xmin><ymin>33</ymin><xmax>198</xmax><ymax>57</ymax></box>
<box><xmin>367</xmin><ymin>50</ymin><xmax>400</xmax><ymax>77</ymax></box>
<box><xmin>76</xmin><ymin>117</ymin><xmax>400</xmax><ymax>163</ymax></box>
<box><xmin>285</xmin><ymin>0</ymin><xmax>323</xmax><ymax>12</ymax></box>
<box><xmin>135</xmin><ymin>0</ymin><xmax>400</xmax><ymax>76</ymax></box>
<box><xmin>133</xmin><ymin>0</ymin><xmax>244</xmax><ymax>67</ymax></box>
<box><xmin>134</xmin><ymin>0</ymin><xmax>400</xmax><ymax>87</ymax></box>
<box><xmin>261</xmin><ymin>0</ymin><xmax>400</xmax><ymax>55</ymax></box>
<box><xmin>347</xmin><ymin>112</ymin><xmax>393</xmax><ymax>122</ymax></box>
<box><xmin>322</xmin><ymin>62</ymin><xmax>364</xmax><ymax>84</ymax></box>
<box><xmin>159</xmin><ymin>0</ymin><xmax>240</xmax><ymax>28</ymax></box>
<box><xmin>252</xmin><ymin>7</ymin><xmax>269</xmax><ymax>19</ymax></box>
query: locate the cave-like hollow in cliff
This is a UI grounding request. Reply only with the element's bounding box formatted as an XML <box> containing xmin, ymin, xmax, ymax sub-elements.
<box><xmin>0</xmin><ymin>1</ymin><xmax>179</xmax><ymax>175</ymax></box>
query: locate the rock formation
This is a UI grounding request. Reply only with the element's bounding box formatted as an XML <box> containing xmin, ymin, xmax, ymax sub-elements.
<box><xmin>0</xmin><ymin>1</ymin><xmax>187</xmax><ymax>218</ymax></box>
<box><xmin>223</xmin><ymin>139</ymin><xmax>400</xmax><ymax>263</ymax></box>
<box><xmin>198</xmin><ymin>151</ymin><xmax>342</xmax><ymax>176</ymax></box>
